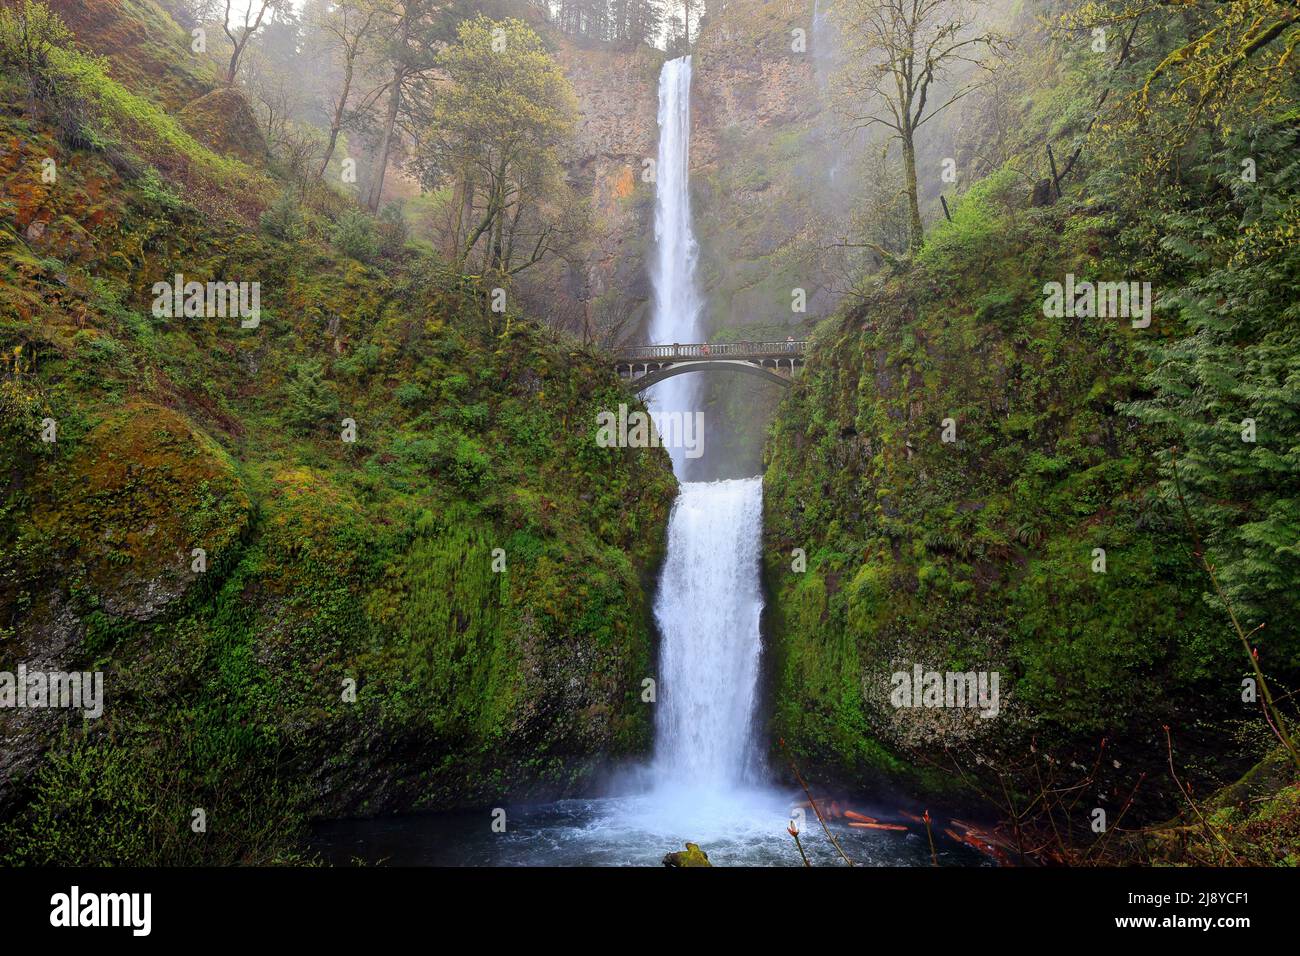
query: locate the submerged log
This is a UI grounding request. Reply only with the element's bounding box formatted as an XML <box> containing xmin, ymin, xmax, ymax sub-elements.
<box><xmin>940</xmin><ymin>823</ymin><xmax>1013</xmax><ymax>864</ymax></box>
<box><xmin>848</xmin><ymin>822</ymin><xmax>908</xmax><ymax>832</ymax></box>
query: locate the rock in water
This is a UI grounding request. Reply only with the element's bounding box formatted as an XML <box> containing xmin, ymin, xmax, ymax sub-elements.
<box><xmin>662</xmin><ymin>842</ymin><xmax>712</xmax><ymax>867</ymax></box>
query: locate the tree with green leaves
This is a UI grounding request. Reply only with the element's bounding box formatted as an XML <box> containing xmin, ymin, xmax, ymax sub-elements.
<box><xmin>1103</xmin><ymin>0</ymin><xmax>1300</xmax><ymax>647</ymax></box>
<box><xmin>365</xmin><ymin>0</ymin><xmax>446</xmax><ymax>211</ymax></box>
<box><xmin>407</xmin><ymin>16</ymin><xmax>580</xmax><ymax>277</ymax></box>
<box><xmin>284</xmin><ymin>358</ymin><xmax>340</xmax><ymax>434</ymax></box>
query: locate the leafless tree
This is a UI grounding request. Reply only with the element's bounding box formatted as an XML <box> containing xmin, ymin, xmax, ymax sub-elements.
<box><xmin>222</xmin><ymin>0</ymin><xmax>288</xmax><ymax>85</ymax></box>
<box><xmin>313</xmin><ymin>0</ymin><xmax>382</xmax><ymax>179</ymax></box>
<box><xmin>838</xmin><ymin>0</ymin><xmax>1004</xmax><ymax>251</ymax></box>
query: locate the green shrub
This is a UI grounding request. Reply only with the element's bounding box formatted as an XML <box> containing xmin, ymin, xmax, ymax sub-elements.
<box><xmin>283</xmin><ymin>359</ymin><xmax>339</xmax><ymax>435</ymax></box>
<box><xmin>0</xmin><ymin>375</ymin><xmax>48</xmax><ymax>467</ymax></box>
<box><xmin>395</xmin><ymin>381</ymin><xmax>424</xmax><ymax>407</ymax></box>
<box><xmin>0</xmin><ymin>0</ymin><xmax>73</xmax><ymax>97</ymax></box>
<box><xmin>376</xmin><ymin>202</ymin><xmax>409</xmax><ymax>258</ymax></box>
<box><xmin>0</xmin><ymin>1</ymin><xmax>95</xmax><ymax>146</ymax></box>
<box><xmin>260</xmin><ymin>189</ymin><xmax>306</xmax><ymax>241</ymax></box>
<box><xmin>332</xmin><ymin>208</ymin><xmax>378</xmax><ymax>263</ymax></box>
<box><xmin>428</xmin><ymin>426</ymin><xmax>491</xmax><ymax>490</ymax></box>
<box><xmin>337</xmin><ymin>342</ymin><xmax>380</xmax><ymax>379</ymax></box>
<box><xmin>0</xmin><ymin>728</ymin><xmax>309</xmax><ymax>865</ymax></box>
<box><xmin>456</xmin><ymin>401</ymin><xmax>489</xmax><ymax>431</ymax></box>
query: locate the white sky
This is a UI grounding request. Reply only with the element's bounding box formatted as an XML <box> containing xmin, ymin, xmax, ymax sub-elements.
<box><xmin>222</xmin><ymin>0</ymin><xmax>305</xmax><ymax>27</ymax></box>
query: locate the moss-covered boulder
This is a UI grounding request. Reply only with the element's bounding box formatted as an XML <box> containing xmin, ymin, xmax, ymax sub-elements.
<box><xmin>179</xmin><ymin>88</ymin><xmax>269</xmax><ymax>165</ymax></box>
<box><xmin>662</xmin><ymin>842</ymin><xmax>712</xmax><ymax>867</ymax></box>
<box><xmin>27</xmin><ymin>401</ymin><xmax>251</xmax><ymax>626</ymax></box>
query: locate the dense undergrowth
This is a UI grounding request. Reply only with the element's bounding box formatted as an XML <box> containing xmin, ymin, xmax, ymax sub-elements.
<box><xmin>0</xmin><ymin>0</ymin><xmax>675</xmax><ymax>864</ymax></box>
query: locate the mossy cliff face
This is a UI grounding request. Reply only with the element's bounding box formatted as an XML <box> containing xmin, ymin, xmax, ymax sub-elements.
<box><xmin>531</xmin><ymin>4</ymin><xmax>837</xmax><ymax>360</ymax></box>
<box><xmin>692</xmin><ymin>0</ymin><xmax>832</xmax><ymax>327</ymax></box>
<box><xmin>760</xmin><ymin>182</ymin><xmax>1234</xmax><ymax>793</ymax></box>
<box><xmin>49</xmin><ymin>0</ymin><xmax>219</xmax><ymax>110</ymax></box>
<box><xmin>0</xmin><ymin>4</ymin><xmax>677</xmax><ymax>863</ymax></box>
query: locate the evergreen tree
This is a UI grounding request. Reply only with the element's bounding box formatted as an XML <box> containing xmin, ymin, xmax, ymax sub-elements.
<box><xmin>1123</xmin><ymin>122</ymin><xmax>1300</xmax><ymax>643</ymax></box>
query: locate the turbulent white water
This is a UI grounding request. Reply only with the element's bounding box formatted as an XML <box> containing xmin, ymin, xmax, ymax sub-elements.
<box><xmin>647</xmin><ymin>55</ymin><xmax>702</xmax><ymax>476</ymax></box>
<box><xmin>653</xmin><ymin>478</ymin><xmax>766</xmax><ymax>785</ymax></box>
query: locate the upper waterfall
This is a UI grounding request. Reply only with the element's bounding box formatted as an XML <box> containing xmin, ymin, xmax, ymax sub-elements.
<box><xmin>647</xmin><ymin>55</ymin><xmax>702</xmax><ymax>478</ymax></box>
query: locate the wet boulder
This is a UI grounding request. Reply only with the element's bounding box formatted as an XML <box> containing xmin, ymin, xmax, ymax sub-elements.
<box><xmin>662</xmin><ymin>842</ymin><xmax>712</xmax><ymax>867</ymax></box>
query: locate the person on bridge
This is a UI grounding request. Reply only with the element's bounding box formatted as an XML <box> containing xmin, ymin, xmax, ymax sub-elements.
<box><xmin>786</xmin><ymin>335</ymin><xmax>795</xmax><ymax>352</ymax></box>
<box><xmin>701</xmin><ymin>342</ymin><xmax>711</xmax><ymax>356</ymax></box>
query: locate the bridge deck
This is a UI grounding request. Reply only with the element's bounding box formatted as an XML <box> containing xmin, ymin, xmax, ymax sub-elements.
<box><xmin>613</xmin><ymin>341</ymin><xmax>808</xmax><ymax>363</ymax></box>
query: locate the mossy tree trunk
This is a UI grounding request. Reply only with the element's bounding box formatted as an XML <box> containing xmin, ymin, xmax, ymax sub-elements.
<box><xmin>901</xmin><ymin>126</ymin><xmax>923</xmax><ymax>253</ymax></box>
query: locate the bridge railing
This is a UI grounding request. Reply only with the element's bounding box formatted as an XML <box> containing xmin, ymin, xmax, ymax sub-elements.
<box><xmin>613</xmin><ymin>341</ymin><xmax>808</xmax><ymax>363</ymax></box>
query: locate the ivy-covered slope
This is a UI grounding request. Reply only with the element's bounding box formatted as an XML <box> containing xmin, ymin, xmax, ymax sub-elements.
<box><xmin>760</xmin><ymin>3</ymin><xmax>1299</xmax><ymax>800</ymax></box>
<box><xmin>0</xmin><ymin>1</ymin><xmax>676</xmax><ymax>864</ymax></box>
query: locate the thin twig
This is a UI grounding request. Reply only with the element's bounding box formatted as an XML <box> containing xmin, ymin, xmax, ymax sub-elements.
<box><xmin>1164</xmin><ymin>724</ymin><xmax>1240</xmax><ymax>865</ymax></box>
<box><xmin>1088</xmin><ymin>771</ymin><xmax>1146</xmax><ymax>861</ymax></box>
<box><xmin>779</xmin><ymin>738</ymin><xmax>854</xmax><ymax>866</ymax></box>
<box><xmin>788</xmin><ymin>825</ymin><xmax>811</xmax><ymax>868</ymax></box>
<box><xmin>1168</xmin><ymin>449</ymin><xmax>1300</xmax><ymax>772</ymax></box>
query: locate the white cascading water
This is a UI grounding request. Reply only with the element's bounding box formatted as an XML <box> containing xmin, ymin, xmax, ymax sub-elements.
<box><xmin>317</xmin><ymin>53</ymin><xmax>938</xmax><ymax>866</ymax></box>
<box><xmin>646</xmin><ymin>55</ymin><xmax>703</xmax><ymax>478</ymax></box>
<box><xmin>646</xmin><ymin>56</ymin><xmax>766</xmax><ymax>792</ymax></box>
<box><xmin>653</xmin><ymin>478</ymin><xmax>765</xmax><ymax>785</ymax></box>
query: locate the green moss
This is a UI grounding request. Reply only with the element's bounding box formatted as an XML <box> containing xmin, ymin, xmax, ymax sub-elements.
<box><xmin>761</xmin><ymin>194</ymin><xmax>1229</xmax><ymax>795</ymax></box>
<box><xmin>1144</xmin><ymin>747</ymin><xmax>1300</xmax><ymax>866</ymax></box>
<box><xmin>0</xmin><ymin>1</ymin><xmax>677</xmax><ymax>865</ymax></box>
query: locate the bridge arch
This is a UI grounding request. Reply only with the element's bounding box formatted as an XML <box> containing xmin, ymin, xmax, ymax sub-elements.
<box><xmin>629</xmin><ymin>360</ymin><xmax>794</xmax><ymax>391</ymax></box>
<box><xmin>612</xmin><ymin>340</ymin><xmax>808</xmax><ymax>392</ymax></box>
